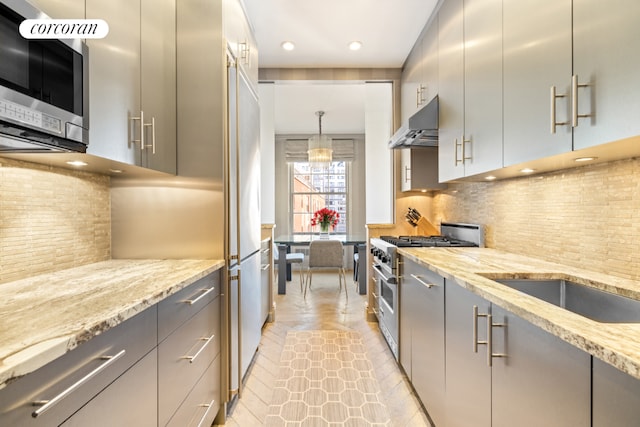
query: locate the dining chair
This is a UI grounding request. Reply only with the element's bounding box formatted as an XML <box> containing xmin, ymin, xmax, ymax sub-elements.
<box><xmin>273</xmin><ymin>242</ymin><xmax>305</xmax><ymax>292</ymax></box>
<box><xmin>305</xmin><ymin>240</ymin><xmax>347</xmax><ymax>300</ymax></box>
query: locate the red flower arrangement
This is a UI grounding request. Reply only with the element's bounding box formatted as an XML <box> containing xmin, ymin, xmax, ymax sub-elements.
<box><xmin>310</xmin><ymin>207</ymin><xmax>340</xmax><ymax>231</ymax></box>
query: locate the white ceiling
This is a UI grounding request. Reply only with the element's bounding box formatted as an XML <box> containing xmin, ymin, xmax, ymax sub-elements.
<box><xmin>274</xmin><ymin>84</ymin><xmax>367</xmax><ymax>134</ymax></box>
<box><xmin>242</xmin><ymin>0</ymin><xmax>439</xmax><ymax>135</ymax></box>
<box><xmin>242</xmin><ymin>0</ymin><xmax>438</xmax><ymax>69</ymax></box>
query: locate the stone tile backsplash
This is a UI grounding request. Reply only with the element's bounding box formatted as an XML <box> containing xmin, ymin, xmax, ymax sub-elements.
<box><xmin>432</xmin><ymin>157</ymin><xmax>640</xmax><ymax>280</ymax></box>
<box><xmin>0</xmin><ymin>158</ymin><xmax>111</xmax><ymax>284</ymax></box>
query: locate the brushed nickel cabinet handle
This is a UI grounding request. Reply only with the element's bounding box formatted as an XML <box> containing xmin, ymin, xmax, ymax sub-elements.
<box><xmin>404</xmin><ymin>165</ymin><xmax>411</xmax><ymax>183</ymax></box>
<box><xmin>32</xmin><ymin>349</ymin><xmax>126</xmax><ymax>418</ymax></box>
<box><xmin>196</xmin><ymin>399</ymin><xmax>216</xmax><ymax>427</ymax></box>
<box><xmin>550</xmin><ymin>86</ymin><xmax>568</xmax><ymax>133</ymax></box>
<box><xmin>181</xmin><ymin>286</ymin><xmax>216</xmax><ymax>305</ymax></box>
<box><xmin>487</xmin><ymin>314</ymin><xmax>506</xmax><ymax>366</ymax></box>
<box><xmin>571</xmin><ymin>74</ymin><xmax>590</xmax><ymax>128</ymax></box>
<box><xmin>130</xmin><ymin>110</ymin><xmax>144</xmax><ymax>150</ymax></box>
<box><xmin>473</xmin><ymin>305</ymin><xmax>488</xmax><ymax>353</ymax></box>
<box><xmin>183</xmin><ymin>335</ymin><xmax>215</xmax><ymax>363</ymax></box>
<box><xmin>410</xmin><ymin>274</ymin><xmax>434</xmax><ymax>289</ymax></box>
<box><xmin>463</xmin><ymin>135</ymin><xmax>472</xmax><ymax>162</ymax></box>
<box><xmin>455</xmin><ymin>137</ymin><xmax>463</xmax><ymax>165</ymax></box>
<box><xmin>143</xmin><ymin>116</ymin><xmax>156</xmax><ymax>153</ymax></box>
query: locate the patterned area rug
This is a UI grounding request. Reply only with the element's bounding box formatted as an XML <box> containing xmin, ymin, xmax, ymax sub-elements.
<box><xmin>265</xmin><ymin>330</ymin><xmax>392</xmax><ymax>427</ymax></box>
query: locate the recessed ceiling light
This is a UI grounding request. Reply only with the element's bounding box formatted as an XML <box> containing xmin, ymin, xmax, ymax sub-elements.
<box><xmin>281</xmin><ymin>41</ymin><xmax>295</xmax><ymax>51</ymax></box>
<box><xmin>66</xmin><ymin>160</ymin><xmax>88</xmax><ymax>167</ymax></box>
<box><xmin>485</xmin><ymin>175</ymin><xmax>497</xmax><ymax>181</ymax></box>
<box><xmin>574</xmin><ymin>156</ymin><xmax>597</xmax><ymax>162</ymax></box>
<box><xmin>520</xmin><ymin>168</ymin><xmax>536</xmax><ymax>174</ymax></box>
<box><xmin>348</xmin><ymin>41</ymin><xmax>362</xmax><ymax>51</ymax></box>
<box><xmin>109</xmin><ymin>168</ymin><xmax>124</xmax><ymax>174</ymax></box>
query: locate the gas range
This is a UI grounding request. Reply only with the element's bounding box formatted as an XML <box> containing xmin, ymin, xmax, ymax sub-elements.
<box><xmin>370</xmin><ymin>222</ymin><xmax>483</xmax><ymax>275</ymax></box>
<box><xmin>370</xmin><ymin>222</ymin><xmax>483</xmax><ymax>361</ymax></box>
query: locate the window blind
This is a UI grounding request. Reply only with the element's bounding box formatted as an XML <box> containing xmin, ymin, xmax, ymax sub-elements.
<box><xmin>284</xmin><ymin>138</ymin><xmax>355</xmax><ymax>162</ymax></box>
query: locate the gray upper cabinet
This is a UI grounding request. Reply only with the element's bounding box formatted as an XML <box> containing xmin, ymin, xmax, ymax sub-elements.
<box><xmin>87</xmin><ymin>0</ymin><xmax>176</xmax><ymax>174</ymax></box>
<box><xmin>438</xmin><ymin>0</ymin><xmax>502</xmax><ymax>182</ymax></box>
<box><xmin>572</xmin><ymin>0</ymin><xmax>640</xmax><ymax>150</ymax></box>
<box><xmin>400</xmin><ymin>34</ymin><xmax>424</xmax><ymax>124</ymax></box>
<box><xmin>503</xmin><ymin>0</ymin><xmax>573</xmax><ymax>166</ymax></box>
<box><xmin>224</xmin><ymin>0</ymin><xmax>259</xmax><ymax>90</ymax></box>
<box><xmin>401</xmin><ymin>22</ymin><xmax>438</xmax><ymax>124</ymax></box>
<box><xmin>437</xmin><ymin>0</ymin><xmax>465</xmax><ymax>182</ymax></box>
<box><xmin>400</xmin><ymin>147</ymin><xmax>445</xmax><ymax>192</ymax></box>
<box><xmin>462</xmin><ymin>0</ymin><xmax>503</xmax><ymax>177</ymax></box>
<box><xmin>140</xmin><ymin>0</ymin><xmax>177</xmax><ymax>174</ymax></box>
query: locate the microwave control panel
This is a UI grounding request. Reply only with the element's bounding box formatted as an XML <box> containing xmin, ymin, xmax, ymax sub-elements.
<box><xmin>0</xmin><ymin>99</ymin><xmax>62</xmax><ymax>135</ymax></box>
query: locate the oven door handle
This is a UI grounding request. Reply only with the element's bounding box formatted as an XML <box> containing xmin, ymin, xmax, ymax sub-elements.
<box><xmin>373</xmin><ymin>264</ymin><xmax>396</xmax><ymax>284</ymax></box>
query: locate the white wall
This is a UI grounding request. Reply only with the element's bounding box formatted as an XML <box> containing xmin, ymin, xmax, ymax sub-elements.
<box><xmin>365</xmin><ymin>82</ymin><xmax>394</xmax><ymax>223</ymax></box>
<box><xmin>259</xmin><ymin>83</ymin><xmax>276</xmax><ymax>224</ymax></box>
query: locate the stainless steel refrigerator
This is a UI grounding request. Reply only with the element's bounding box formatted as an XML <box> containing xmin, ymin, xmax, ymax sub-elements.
<box><xmin>226</xmin><ymin>50</ymin><xmax>262</xmax><ymax>400</ymax></box>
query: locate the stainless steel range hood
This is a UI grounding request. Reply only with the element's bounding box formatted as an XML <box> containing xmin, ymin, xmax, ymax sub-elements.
<box><xmin>388</xmin><ymin>95</ymin><xmax>438</xmax><ymax>149</ymax></box>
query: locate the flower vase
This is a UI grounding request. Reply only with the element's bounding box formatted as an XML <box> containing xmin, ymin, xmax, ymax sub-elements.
<box><xmin>319</xmin><ymin>224</ymin><xmax>330</xmax><ymax>239</ymax></box>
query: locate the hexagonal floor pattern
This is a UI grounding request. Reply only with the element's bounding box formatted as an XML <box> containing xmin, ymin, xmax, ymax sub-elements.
<box><xmin>265</xmin><ymin>330</ymin><xmax>392</xmax><ymax>426</ymax></box>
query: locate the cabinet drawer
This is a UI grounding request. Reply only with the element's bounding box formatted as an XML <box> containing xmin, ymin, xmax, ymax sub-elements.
<box><xmin>158</xmin><ymin>297</ymin><xmax>221</xmax><ymax>426</ymax></box>
<box><xmin>404</xmin><ymin>259</ymin><xmax>445</xmax><ymax>289</ymax></box>
<box><xmin>158</xmin><ymin>270</ymin><xmax>221</xmax><ymax>342</ymax></box>
<box><xmin>166</xmin><ymin>354</ymin><xmax>221</xmax><ymax>427</ymax></box>
<box><xmin>61</xmin><ymin>348</ymin><xmax>157</xmax><ymax>427</ymax></box>
<box><xmin>0</xmin><ymin>307</ymin><xmax>157</xmax><ymax>427</ymax></box>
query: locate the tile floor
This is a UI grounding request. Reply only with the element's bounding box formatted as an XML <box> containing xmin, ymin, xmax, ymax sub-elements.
<box><xmin>220</xmin><ymin>271</ymin><xmax>431</xmax><ymax>426</ymax></box>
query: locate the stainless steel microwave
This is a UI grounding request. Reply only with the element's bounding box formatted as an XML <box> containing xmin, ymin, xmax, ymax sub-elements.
<box><xmin>0</xmin><ymin>0</ymin><xmax>89</xmax><ymax>152</ymax></box>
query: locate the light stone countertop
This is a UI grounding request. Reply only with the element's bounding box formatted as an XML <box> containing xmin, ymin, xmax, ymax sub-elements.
<box><xmin>398</xmin><ymin>248</ymin><xmax>640</xmax><ymax>380</ymax></box>
<box><xmin>0</xmin><ymin>259</ymin><xmax>225</xmax><ymax>390</ymax></box>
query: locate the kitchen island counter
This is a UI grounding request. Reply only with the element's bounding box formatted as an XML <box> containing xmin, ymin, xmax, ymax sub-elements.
<box><xmin>0</xmin><ymin>259</ymin><xmax>224</xmax><ymax>389</ymax></box>
<box><xmin>399</xmin><ymin>247</ymin><xmax>640</xmax><ymax>380</ymax></box>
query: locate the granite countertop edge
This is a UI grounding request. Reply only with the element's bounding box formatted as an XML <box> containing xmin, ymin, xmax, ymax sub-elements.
<box><xmin>398</xmin><ymin>248</ymin><xmax>640</xmax><ymax>380</ymax></box>
<box><xmin>0</xmin><ymin>258</ymin><xmax>225</xmax><ymax>390</ymax></box>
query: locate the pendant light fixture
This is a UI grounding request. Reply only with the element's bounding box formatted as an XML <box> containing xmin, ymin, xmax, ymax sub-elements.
<box><xmin>308</xmin><ymin>111</ymin><xmax>332</xmax><ymax>167</ymax></box>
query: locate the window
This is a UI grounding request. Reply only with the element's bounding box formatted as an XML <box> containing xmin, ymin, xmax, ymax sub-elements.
<box><xmin>291</xmin><ymin>161</ymin><xmax>348</xmax><ymax>235</ymax></box>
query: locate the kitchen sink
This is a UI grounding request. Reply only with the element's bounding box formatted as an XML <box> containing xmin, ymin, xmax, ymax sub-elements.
<box><xmin>486</xmin><ymin>276</ymin><xmax>640</xmax><ymax>323</ymax></box>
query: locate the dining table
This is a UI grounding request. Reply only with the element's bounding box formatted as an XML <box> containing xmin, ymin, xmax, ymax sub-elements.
<box><xmin>274</xmin><ymin>234</ymin><xmax>367</xmax><ymax>295</ymax></box>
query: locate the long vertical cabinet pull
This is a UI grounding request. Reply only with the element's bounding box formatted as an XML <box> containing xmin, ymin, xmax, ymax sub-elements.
<box><xmin>571</xmin><ymin>74</ymin><xmax>590</xmax><ymax>127</ymax></box>
<box><xmin>550</xmin><ymin>86</ymin><xmax>568</xmax><ymax>133</ymax></box>
<box><xmin>486</xmin><ymin>314</ymin><xmax>506</xmax><ymax>366</ymax></box>
<box><xmin>130</xmin><ymin>110</ymin><xmax>144</xmax><ymax>149</ymax></box>
<box><xmin>143</xmin><ymin>116</ymin><xmax>156</xmax><ymax>153</ymax></box>
<box><xmin>472</xmin><ymin>305</ymin><xmax>488</xmax><ymax>352</ymax></box>
<box><xmin>130</xmin><ymin>111</ymin><xmax>156</xmax><ymax>153</ymax></box>
<box><xmin>454</xmin><ymin>137</ymin><xmax>463</xmax><ymax>165</ymax></box>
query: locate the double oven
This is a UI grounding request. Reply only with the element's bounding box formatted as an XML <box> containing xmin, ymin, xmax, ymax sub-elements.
<box><xmin>370</xmin><ymin>222</ymin><xmax>483</xmax><ymax>360</ymax></box>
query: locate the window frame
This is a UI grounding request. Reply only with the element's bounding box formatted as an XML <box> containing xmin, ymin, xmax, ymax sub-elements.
<box><xmin>289</xmin><ymin>161</ymin><xmax>350</xmax><ymax>236</ymax></box>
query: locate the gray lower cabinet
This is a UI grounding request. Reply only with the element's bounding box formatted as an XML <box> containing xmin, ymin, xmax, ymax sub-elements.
<box><xmin>445</xmin><ymin>283</ymin><xmax>590</xmax><ymax>427</ymax></box>
<box><xmin>592</xmin><ymin>358</ymin><xmax>640</xmax><ymax>426</ymax></box>
<box><xmin>445</xmin><ymin>280</ymin><xmax>492</xmax><ymax>427</ymax></box>
<box><xmin>0</xmin><ymin>307</ymin><xmax>157</xmax><ymax>426</ymax></box>
<box><xmin>399</xmin><ymin>257</ymin><xmax>445</xmax><ymax>426</ymax></box>
<box><xmin>167</xmin><ymin>354</ymin><xmax>221</xmax><ymax>427</ymax></box>
<box><xmin>61</xmin><ymin>349</ymin><xmax>158</xmax><ymax>427</ymax></box>
<box><xmin>490</xmin><ymin>305</ymin><xmax>591</xmax><ymax>427</ymax></box>
<box><xmin>0</xmin><ymin>269</ymin><xmax>223</xmax><ymax>427</ymax></box>
<box><xmin>158</xmin><ymin>296</ymin><xmax>221</xmax><ymax>425</ymax></box>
